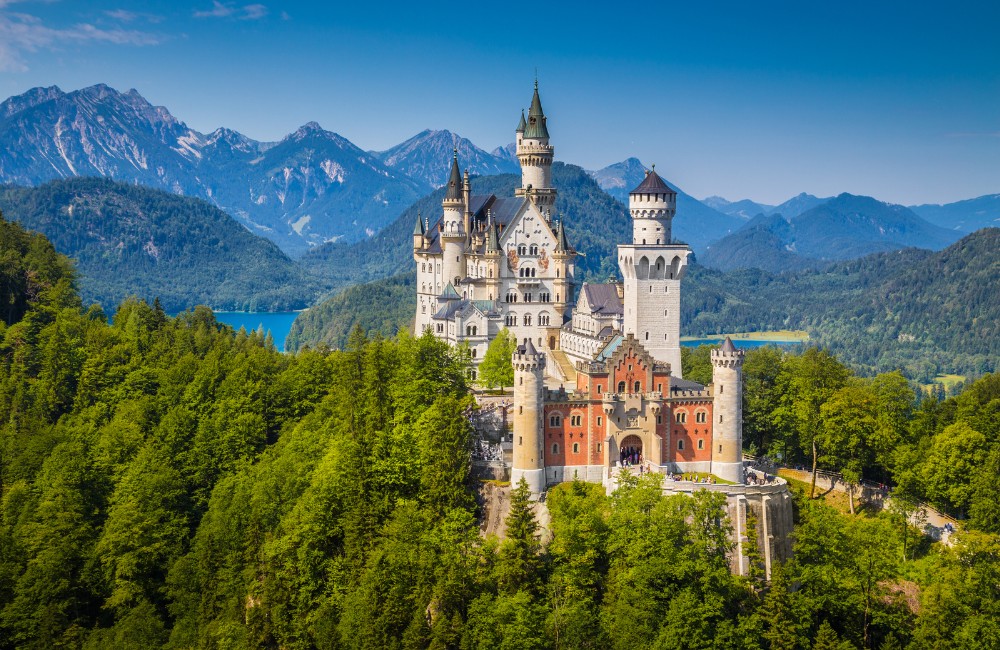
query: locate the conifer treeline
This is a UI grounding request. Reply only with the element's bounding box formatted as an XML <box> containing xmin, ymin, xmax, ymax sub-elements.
<box><xmin>1</xmin><ymin>220</ymin><xmax>998</xmax><ymax>648</ymax></box>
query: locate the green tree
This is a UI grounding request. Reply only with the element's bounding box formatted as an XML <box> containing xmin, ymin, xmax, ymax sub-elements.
<box><xmin>497</xmin><ymin>478</ymin><xmax>542</xmax><ymax>595</ymax></box>
<box><xmin>478</xmin><ymin>328</ymin><xmax>516</xmax><ymax>389</ymax></box>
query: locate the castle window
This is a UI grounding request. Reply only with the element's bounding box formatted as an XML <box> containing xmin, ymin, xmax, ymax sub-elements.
<box><xmin>552</xmin><ymin>443</ymin><xmax>559</xmax><ymax>454</ymax></box>
<box><xmin>471</xmin><ymin>349</ymin><xmax>477</xmax><ymax>359</ymax></box>
<box><xmin>634</xmin><ymin>381</ymin><xmax>641</xmax><ymax>393</ymax></box>
<box><xmin>676</xmin><ymin>412</ymin><xmax>687</xmax><ymax>424</ymax></box>
<box><xmin>519</xmin><ymin>436</ymin><xmax>522</xmax><ymax>445</ymax></box>
<box><xmin>597</xmin><ymin>443</ymin><xmax>602</xmax><ymax>452</ymax></box>
<box><xmin>657</xmin><ymin>383</ymin><xmax>662</xmax><ymax>392</ymax></box>
<box><xmin>645</xmin><ymin>331</ymin><xmax>649</xmax><ymax>339</ymax></box>
<box><xmin>657</xmin><ymin>414</ymin><xmax>662</xmax><ymax>424</ymax></box>
<box><xmin>530</xmin><ymin>244</ymin><xmax>538</xmax><ymax>255</ymax></box>
<box><xmin>617</xmin><ymin>381</ymin><xmax>626</xmax><ymax>393</ymax></box>
<box><xmin>524</xmin><ymin>314</ymin><xmax>532</xmax><ymax>326</ymax></box>
<box><xmin>550</xmin><ymin>414</ymin><xmax>561</xmax><ymax>427</ymax></box>
<box><xmin>719</xmin><ymin>445</ymin><xmax>723</xmax><ymax>453</ymax></box>
<box><xmin>720</xmin><ymin>385</ymin><xmax>723</xmax><ymax>393</ymax></box>
<box><xmin>678</xmin><ymin>439</ymin><xmax>685</xmax><ymax>450</ymax></box>
<box><xmin>518</xmin><ymin>244</ymin><xmax>527</xmax><ymax>255</ymax></box>
<box><xmin>696</xmin><ymin>411</ymin><xmax>707</xmax><ymax>424</ymax></box>
<box><xmin>573</xmin><ymin>443</ymin><xmax>580</xmax><ymax>454</ymax></box>
<box><xmin>469</xmin><ymin>370</ymin><xmax>477</xmax><ymax>380</ymax></box>
<box><xmin>436</xmin><ymin>323</ymin><xmax>444</xmax><ymax>333</ymax></box>
<box><xmin>719</xmin><ymin>415</ymin><xmax>723</xmax><ymax>423</ymax></box>
<box><xmin>596</xmin><ymin>384</ymin><xmax>602</xmax><ymax>394</ymax></box>
<box><xmin>571</xmin><ymin>415</ymin><xmax>582</xmax><ymax>426</ymax></box>
<box><xmin>698</xmin><ymin>439</ymin><xmax>705</xmax><ymax>450</ymax></box>
<box><xmin>597</xmin><ymin>416</ymin><xmax>602</xmax><ymax>426</ymax></box>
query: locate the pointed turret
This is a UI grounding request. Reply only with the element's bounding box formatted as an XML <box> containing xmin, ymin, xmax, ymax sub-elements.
<box><xmin>412</xmin><ymin>210</ymin><xmax>426</xmax><ymax>250</ymax></box>
<box><xmin>444</xmin><ymin>149</ymin><xmax>463</xmax><ymax>202</ymax></box>
<box><xmin>720</xmin><ymin>336</ymin><xmax>736</xmax><ymax>353</ymax></box>
<box><xmin>524</xmin><ymin>80</ymin><xmax>549</xmax><ymax>139</ymax></box>
<box><xmin>554</xmin><ymin>220</ymin><xmax>572</xmax><ymax>253</ymax></box>
<box><xmin>516</xmin><ymin>81</ymin><xmax>556</xmax><ymax>209</ymax></box>
<box><xmin>486</xmin><ymin>220</ymin><xmax>500</xmax><ymax>253</ymax></box>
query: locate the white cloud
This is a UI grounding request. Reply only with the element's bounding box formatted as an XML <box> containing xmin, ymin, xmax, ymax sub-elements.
<box><xmin>193</xmin><ymin>2</ymin><xmax>269</xmax><ymax>20</ymax></box>
<box><xmin>0</xmin><ymin>9</ymin><xmax>161</xmax><ymax>72</ymax></box>
<box><xmin>104</xmin><ymin>9</ymin><xmax>164</xmax><ymax>24</ymax></box>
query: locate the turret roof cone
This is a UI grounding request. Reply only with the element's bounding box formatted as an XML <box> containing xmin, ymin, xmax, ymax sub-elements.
<box><xmin>523</xmin><ymin>338</ymin><xmax>538</xmax><ymax>356</ymax></box>
<box><xmin>555</xmin><ymin>220</ymin><xmax>571</xmax><ymax>252</ymax></box>
<box><xmin>630</xmin><ymin>167</ymin><xmax>674</xmax><ymax>195</ymax></box>
<box><xmin>720</xmin><ymin>336</ymin><xmax>736</xmax><ymax>353</ymax></box>
<box><xmin>524</xmin><ymin>81</ymin><xmax>549</xmax><ymax>139</ymax></box>
<box><xmin>444</xmin><ymin>149</ymin><xmax>463</xmax><ymax>201</ymax></box>
<box><xmin>413</xmin><ymin>211</ymin><xmax>425</xmax><ymax>236</ymax></box>
<box><xmin>516</xmin><ymin>109</ymin><xmax>526</xmax><ymax>133</ymax></box>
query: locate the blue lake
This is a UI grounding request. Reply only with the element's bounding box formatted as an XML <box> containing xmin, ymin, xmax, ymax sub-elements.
<box><xmin>212</xmin><ymin>312</ymin><xmax>300</xmax><ymax>352</ymax></box>
<box><xmin>681</xmin><ymin>338</ymin><xmax>803</xmax><ymax>349</ymax></box>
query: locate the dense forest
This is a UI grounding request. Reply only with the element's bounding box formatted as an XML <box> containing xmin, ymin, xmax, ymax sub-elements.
<box><xmin>0</xmin><ymin>178</ymin><xmax>321</xmax><ymax>313</ymax></box>
<box><xmin>1</xmin><ymin>216</ymin><xmax>999</xmax><ymax>649</ymax></box>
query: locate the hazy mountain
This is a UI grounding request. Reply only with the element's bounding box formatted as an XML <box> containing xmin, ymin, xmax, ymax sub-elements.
<box><xmin>0</xmin><ymin>84</ymin><xmax>427</xmax><ymax>255</ymax></box>
<box><xmin>910</xmin><ymin>194</ymin><xmax>1000</xmax><ymax>233</ymax></box>
<box><xmin>701</xmin><ymin>196</ymin><xmax>774</xmax><ymax>220</ymax></box>
<box><xmin>769</xmin><ymin>192</ymin><xmax>828</xmax><ymax>219</ymax></box>
<box><xmin>491</xmin><ymin>142</ymin><xmax>518</xmax><ymax>165</ymax></box>
<box><xmin>0</xmin><ymin>177</ymin><xmax>319</xmax><ymax>312</ymax></box>
<box><xmin>372</xmin><ymin>129</ymin><xmax>519</xmax><ymax>188</ymax></box>
<box><xmin>587</xmin><ymin>157</ymin><xmax>745</xmax><ymax>253</ymax></box>
<box><xmin>701</xmin><ymin>193</ymin><xmax>963</xmax><ymax>272</ymax></box>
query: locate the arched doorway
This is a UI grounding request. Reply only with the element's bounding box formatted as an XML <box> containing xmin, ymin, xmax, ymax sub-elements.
<box><xmin>620</xmin><ymin>434</ymin><xmax>643</xmax><ymax>466</ymax></box>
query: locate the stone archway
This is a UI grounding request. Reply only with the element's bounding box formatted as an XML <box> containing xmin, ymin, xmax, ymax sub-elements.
<box><xmin>620</xmin><ymin>434</ymin><xmax>643</xmax><ymax>466</ymax></box>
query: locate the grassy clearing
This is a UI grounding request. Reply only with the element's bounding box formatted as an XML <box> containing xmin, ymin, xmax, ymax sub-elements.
<box><xmin>779</xmin><ymin>470</ymin><xmax>859</xmax><ymax>515</ymax></box>
<box><xmin>681</xmin><ymin>329</ymin><xmax>810</xmax><ymax>343</ymax></box>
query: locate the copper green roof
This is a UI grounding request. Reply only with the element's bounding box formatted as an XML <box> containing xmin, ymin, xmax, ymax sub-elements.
<box><xmin>486</xmin><ymin>221</ymin><xmax>500</xmax><ymax>252</ymax></box>
<box><xmin>524</xmin><ymin>82</ymin><xmax>549</xmax><ymax>139</ymax></box>
<box><xmin>440</xmin><ymin>283</ymin><xmax>460</xmax><ymax>300</ymax></box>
<box><xmin>444</xmin><ymin>149</ymin><xmax>462</xmax><ymax>201</ymax></box>
<box><xmin>516</xmin><ymin>109</ymin><xmax>526</xmax><ymax>133</ymax></box>
<box><xmin>413</xmin><ymin>211</ymin><xmax>425</xmax><ymax>236</ymax></box>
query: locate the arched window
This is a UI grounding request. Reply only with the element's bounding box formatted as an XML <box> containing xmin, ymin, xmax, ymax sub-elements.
<box><xmin>677</xmin><ymin>439</ymin><xmax>685</xmax><ymax>450</ymax></box>
<box><xmin>549</xmin><ymin>414</ymin><xmax>561</xmax><ymax>427</ymax></box>
<box><xmin>572</xmin><ymin>443</ymin><xmax>580</xmax><ymax>454</ymax></box>
<box><xmin>530</xmin><ymin>244</ymin><xmax>538</xmax><ymax>255</ymax></box>
<box><xmin>518</xmin><ymin>244</ymin><xmax>527</xmax><ymax>255</ymax></box>
<box><xmin>697</xmin><ymin>439</ymin><xmax>705</xmax><ymax>450</ymax></box>
<box><xmin>676</xmin><ymin>411</ymin><xmax>687</xmax><ymax>424</ymax></box>
<box><xmin>617</xmin><ymin>381</ymin><xmax>626</xmax><ymax>393</ymax></box>
<box><xmin>471</xmin><ymin>349</ymin><xmax>477</xmax><ymax>358</ymax></box>
<box><xmin>552</xmin><ymin>443</ymin><xmax>559</xmax><ymax>454</ymax></box>
<box><xmin>523</xmin><ymin>314</ymin><xmax>532</xmax><ymax>326</ymax></box>
<box><xmin>634</xmin><ymin>381</ymin><xmax>641</xmax><ymax>393</ymax></box>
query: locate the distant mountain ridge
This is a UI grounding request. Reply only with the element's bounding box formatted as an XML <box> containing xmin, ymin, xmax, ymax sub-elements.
<box><xmin>0</xmin><ymin>177</ymin><xmax>319</xmax><ymax>312</ymax></box>
<box><xmin>910</xmin><ymin>194</ymin><xmax>1000</xmax><ymax>233</ymax></box>
<box><xmin>372</xmin><ymin>129</ymin><xmax>519</xmax><ymax>188</ymax></box>
<box><xmin>700</xmin><ymin>193</ymin><xmax>963</xmax><ymax>272</ymax></box>
<box><xmin>0</xmin><ymin>84</ymin><xmax>428</xmax><ymax>255</ymax></box>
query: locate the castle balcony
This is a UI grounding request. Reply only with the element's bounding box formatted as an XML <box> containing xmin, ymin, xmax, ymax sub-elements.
<box><xmin>516</xmin><ymin>277</ymin><xmax>541</xmax><ymax>286</ymax></box>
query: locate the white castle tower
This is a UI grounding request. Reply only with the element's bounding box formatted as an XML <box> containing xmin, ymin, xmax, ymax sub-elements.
<box><xmin>511</xmin><ymin>339</ymin><xmax>546</xmax><ymax>494</ymax></box>
<box><xmin>440</xmin><ymin>150</ymin><xmax>467</xmax><ymax>288</ymax></box>
<box><xmin>618</xmin><ymin>168</ymin><xmax>690</xmax><ymax>377</ymax></box>
<box><xmin>514</xmin><ymin>81</ymin><xmax>556</xmax><ymax>210</ymax></box>
<box><xmin>711</xmin><ymin>337</ymin><xmax>745</xmax><ymax>484</ymax></box>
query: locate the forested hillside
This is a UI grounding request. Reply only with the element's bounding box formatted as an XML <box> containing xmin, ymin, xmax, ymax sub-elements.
<box><xmin>1</xmin><ymin>220</ymin><xmax>998</xmax><ymax>649</ymax></box>
<box><xmin>0</xmin><ymin>178</ymin><xmax>320</xmax><ymax>313</ymax></box>
<box><xmin>684</xmin><ymin>228</ymin><xmax>1000</xmax><ymax>379</ymax></box>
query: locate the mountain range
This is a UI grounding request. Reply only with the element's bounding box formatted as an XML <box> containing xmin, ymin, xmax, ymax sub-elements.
<box><xmin>0</xmin><ymin>177</ymin><xmax>318</xmax><ymax>313</ymax></box>
<box><xmin>699</xmin><ymin>194</ymin><xmax>963</xmax><ymax>273</ymax></box>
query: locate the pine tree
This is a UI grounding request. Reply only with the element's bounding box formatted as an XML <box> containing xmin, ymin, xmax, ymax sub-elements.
<box><xmin>497</xmin><ymin>478</ymin><xmax>542</xmax><ymax>595</ymax></box>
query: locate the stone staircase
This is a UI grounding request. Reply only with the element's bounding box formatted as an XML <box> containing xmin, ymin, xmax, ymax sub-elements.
<box><xmin>547</xmin><ymin>349</ymin><xmax>578</xmax><ymax>384</ymax></box>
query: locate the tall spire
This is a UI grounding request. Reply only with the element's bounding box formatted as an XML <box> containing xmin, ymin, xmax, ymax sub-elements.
<box><xmin>516</xmin><ymin>109</ymin><xmax>526</xmax><ymax>133</ymax></box>
<box><xmin>413</xmin><ymin>210</ymin><xmax>425</xmax><ymax>236</ymax></box>
<box><xmin>524</xmin><ymin>81</ymin><xmax>549</xmax><ymax>139</ymax></box>
<box><xmin>444</xmin><ymin>148</ymin><xmax>462</xmax><ymax>201</ymax></box>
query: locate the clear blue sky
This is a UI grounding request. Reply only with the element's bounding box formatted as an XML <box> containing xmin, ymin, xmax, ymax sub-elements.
<box><xmin>0</xmin><ymin>0</ymin><xmax>997</xmax><ymax>205</ymax></box>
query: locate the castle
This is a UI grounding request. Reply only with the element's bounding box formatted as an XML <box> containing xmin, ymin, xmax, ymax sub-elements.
<box><xmin>414</xmin><ymin>81</ymin><xmax>744</xmax><ymax>491</ymax></box>
<box><xmin>414</xmin><ymin>83</ymin><xmax>793</xmax><ymax>575</ymax></box>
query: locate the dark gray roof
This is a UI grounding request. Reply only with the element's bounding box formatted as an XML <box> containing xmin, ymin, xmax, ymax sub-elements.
<box><xmin>630</xmin><ymin>169</ymin><xmax>675</xmax><ymax>195</ymax></box>
<box><xmin>439</xmin><ymin>283</ymin><xmax>460</xmax><ymax>300</ymax></box>
<box><xmin>444</xmin><ymin>151</ymin><xmax>463</xmax><ymax>201</ymax></box>
<box><xmin>520</xmin><ymin>338</ymin><xmax>538</xmax><ymax>356</ymax></box>
<box><xmin>720</xmin><ymin>336</ymin><xmax>736</xmax><ymax>353</ymax></box>
<box><xmin>581</xmin><ymin>283</ymin><xmax>623</xmax><ymax>315</ymax></box>
<box><xmin>413</xmin><ymin>211</ymin><xmax>425</xmax><ymax>237</ymax></box>
<box><xmin>670</xmin><ymin>377</ymin><xmax>706</xmax><ymax>392</ymax></box>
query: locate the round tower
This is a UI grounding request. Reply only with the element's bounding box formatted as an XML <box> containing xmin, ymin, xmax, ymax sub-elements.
<box><xmin>515</xmin><ymin>81</ymin><xmax>556</xmax><ymax>210</ymax></box>
<box><xmin>618</xmin><ymin>168</ymin><xmax>689</xmax><ymax>376</ymax></box>
<box><xmin>629</xmin><ymin>167</ymin><xmax>677</xmax><ymax>246</ymax></box>
<box><xmin>511</xmin><ymin>339</ymin><xmax>546</xmax><ymax>494</ymax></box>
<box><xmin>711</xmin><ymin>337</ymin><xmax>745</xmax><ymax>484</ymax></box>
<box><xmin>441</xmin><ymin>150</ymin><xmax>467</xmax><ymax>287</ymax></box>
